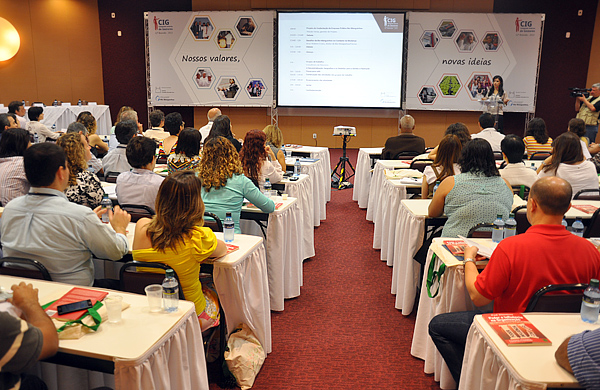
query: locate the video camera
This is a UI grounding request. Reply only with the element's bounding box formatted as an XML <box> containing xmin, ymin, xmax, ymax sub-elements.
<box><xmin>570</xmin><ymin>87</ymin><xmax>591</xmax><ymax>98</ymax></box>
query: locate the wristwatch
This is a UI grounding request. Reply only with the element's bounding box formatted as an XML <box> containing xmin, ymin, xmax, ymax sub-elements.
<box><xmin>463</xmin><ymin>258</ymin><xmax>476</xmax><ymax>265</ymax></box>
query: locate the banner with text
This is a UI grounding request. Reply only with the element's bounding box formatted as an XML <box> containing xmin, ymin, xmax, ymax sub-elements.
<box><xmin>406</xmin><ymin>12</ymin><xmax>543</xmax><ymax>112</ymax></box>
<box><xmin>148</xmin><ymin>11</ymin><xmax>274</xmax><ymax>106</ymax></box>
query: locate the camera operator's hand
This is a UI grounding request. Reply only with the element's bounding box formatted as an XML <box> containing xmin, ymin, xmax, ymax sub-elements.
<box><xmin>577</xmin><ymin>95</ymin><xmax>587</xmax><ymax>102</ymax></box>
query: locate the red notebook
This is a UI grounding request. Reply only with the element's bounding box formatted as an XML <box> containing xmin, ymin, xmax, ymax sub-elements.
<box><xmin>246</xmin><ymin>202</ymin><xmax>283</xmax><ymax>210</ymax></box>
<box><xmin>45</xmin><ymin>287</ymin><xmax>108</xmax><ymax>321</ymax></box>
<box><xmin>482</xmin><ymin>313</ymin><xmax>551</xmax><ymax>346</ymax></box>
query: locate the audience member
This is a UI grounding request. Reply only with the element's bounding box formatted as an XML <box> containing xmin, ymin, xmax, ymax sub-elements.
<box><xmin>1</xmin><ymin>143</ymin><xmax>130</xmax><ymax>286</ymax></box>
<box><xmin>116</xmin><ymin>136</ymin><xmax>164</xmax><ymax>212</ymax></box>
<box><xmin>263</xmin><ymin>124</ymin><xmax>286</xmax><ymax>169</ymax></box>
<box><xmin>108</xmin><ymin>105</ymin><xmax>133</xmax><ymax>149</ymax></box>
<box><xmin>102</xmin><ymin>120</ymin><xmax>136</xmax><ymax>175</ymax></box>
<box><xmin>0</xmin><ymin>113</ymin><xmax>11</xmax><ymax>137</ymax></box>
<box><xmin>538</xmin><ymin>132</ymin><xmax>598</xmax><ymax>198</ymax></box>
<box><xmin>240</xmin><ymin>129</ymin><xmax>283</xmax><ymax>188</ymax></box>
<box><xmin>57</xmin><ymin>132</ymin><xmax>105</xmax><ymax>208</ymax></box>
<box><xmin>77</xmin><ymin>111</ymin><xmax>108</xmax><ymax>157</ymax></box>
<box><xmin>429</xmin><ymin>177</ymin><xmax>600</xmax><ymax>384</ymax></box>
<box><xmin>158</xmin><ymin>112</ymin><xmax>184</xmax><ymax>157</ymax></box>
<box><xmin>569</xmin><ymin>117</ymin><xmax>595</xmax><ymax>158</ymax></box>
<box><xmin>556</xmin><ymin>328</ymin><xmax>600</xmax><ymax>389</ymax></box>
<box><xmin>198</xmin><ymin>136</ymin><xmax>274</xmax><ymax>233</ymax></box>
<box><xmin>523</xmin><ymin>117</ymin><xmax>553</xmax><ymax>158</ymax></box>
<box><xmin>1</xmin><ymin>282</ymin><xmax>59</xmax><ymax>390</ymax></box>
<box><xmin>499</xmin><ymin>134</ymin><xmax>538</xmax><ymax>188</ymax></box>
<box><xmin>421</xmin><ymin>134</ymin><xmax>462</xmax><ymax>199</ymax></box>
<box><xmin>428</xmin><ymin>138</ymin><xmax>513</xmax><ymax>237</ymax></box>
<box><xmin>199</xmin><ymin>107</ymin><xmax>221</xmax><ymax>142</ymax></box>
<box><xmin>26</xmin><ymin>107</ymin><xmax>60</xmax><ymax>143</ymax></box>
<box><xmin>207</xmin><ymin>115</ymin><xmax>242</xmax><ymax>152</ymax></box>
<box><xmin>66</xmin><ymin>122</ymin><xmax>102</xmax><ymax>173</ymax></box>
<box><xmin>428</xmin><ymin>122</ymin><xmax>471</xmax><ymax>160</ymax></box>
<box><xmin>6</xmin><ymin>113</ymin><xmax>19</xmax><ymax>129</ymax></box>
<box><xmin>8</xmin><ymin>100</ymin><xmax>26</xmax><ymax>128</ymax></box>
<box><xmin>168</xmin><ymin>128</ymin><xmax>202</xmax><ymax>173</ymax></box>
<box><xmin>470</xmin><ymin>113</ymin><xmax>504</xmax><ymax>152</ymax></box>
<box><xmin>132</xmin><ymin>171</ymin><xmax>227</xmax><ymax>331</ymax></box>
<box><xmin>381</xmin><ymin>115</ymin><xmax>425</xmax><ymax>159</ymax></box>
<box><xmin>0</xmin><ymin>128</ymin><xmax>31</xmax><ymax>205</ymax></box>
<box><xmin>143</xmin><ymin>109</ymin><xmax>169</xmax><ymax>141</ymax></box>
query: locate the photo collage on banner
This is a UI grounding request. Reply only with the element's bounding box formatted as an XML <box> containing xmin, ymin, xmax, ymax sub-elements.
<box><xmin>148</xmin><ymin>11</ymin><xmax>274</xmax><ymax>106</ymax></box>
<box><xmin>406</xmin><ymin>13</ymin><xmax>543</xmax><ymax>112</ymax></box>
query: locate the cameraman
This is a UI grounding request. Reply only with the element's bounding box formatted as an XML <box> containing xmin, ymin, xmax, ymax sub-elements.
<box><xmin>575</xmin><ymin>83</ymin><xmax>600</xmax><ymax>143</ymax></box>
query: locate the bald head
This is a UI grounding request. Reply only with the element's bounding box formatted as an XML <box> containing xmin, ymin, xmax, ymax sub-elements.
<box><xmin>399</xmin><ymin>115</ymin><xmax>415</xmax><ymax>134</ymax></box>
<box><xmin>530</xmin><ymin>177</ymin><xmax>572</xmax><ymax>216</ymax></box>
<box><xmin>207</xmin><ymin>108</ymin><xmax>221</xmax><ymax>121</ymax></box>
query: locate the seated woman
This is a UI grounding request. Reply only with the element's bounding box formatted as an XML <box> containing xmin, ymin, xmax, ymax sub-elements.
<box><xmin>263</xmin><ymin>124</ymin><xmax>286</xmax><ymax>169</ymax></box>
<box><xmin>0</xmin><ymin>128</ymin><xmax>30</xmax><ymax>206</ymax></box>
<box><xmin>206</xmin><ymin>115</ymin><xmax>242</xmax><ymax>152</ymax></box>
<box><xmin>523</xmin><ymin>117</ymin><xmax>553</xmax><ymax>158</ymax></box>
<box><xmin>26</xmin><ymin>107</ymin><xmax>60</xmax><ymax>143</ymax></box>
<box><xmin>428</xmin><ymin>138</ymin><xmax>513</xmax><ymax>238</ymax></box>
<box><xmin>421</xmin><ymin>134</ymin><xmax>462</xmax><ymax>199</ymax></box>
<box><xmin>538</xmin><ymin>131</ymin><xmax>598</xmax><ymax>198</ymax></box>
<box><xmin>132</xmin><ymin>171</ymin><xmax>227</xmax><ymax>331</ymax></box>
<box><xmin>158</xmin><ymin>112</ymin><xmax>184</xmax><ymax>157</ymax></box>
<box><xmin>77</xmin><ymin>111</ymin><xmax>108</xmax><ymax>157</ymax></box>
<box><xmin>56</xmin><ymin>133</ymin><xmax>105</xmax><ymax>208</ymax></box>
<box><xmin>427</xmin><ymin>123</ymin><xmax>471</xmax><ymax>160</ymax></box>
<box><xmin>198</xmin><ymin>136</ymin><xmax>275</xmax><ymax>233</ymax></box>
<box><xmin>168</xmin><ymin>128</ymin><xmax>202</xmax><ymax>173</ymax></box>
<box><xmin>240</xmin><ymin>129</ymin><xmax>283</xmax><ymax>188</ymax></box>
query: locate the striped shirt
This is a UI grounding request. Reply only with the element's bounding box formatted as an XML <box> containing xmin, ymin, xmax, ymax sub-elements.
<box><xmin>523</xmin><ymin>136</ymin><xmax>553</xmax><ymax>159</ymax></box>
<box><xmin>0</xmin><ymin>156</ymin><xmax>30</xmax><ymax>206</ymax></box>
<box><xmin>568</xmin><ymin>328</ymin><xmax>600</xmax><ymax>389</ymax></box>
<box><xmin>0</xmin><ymin>312</ymin><xmax>43</xmax><ymax>389</ymax></box>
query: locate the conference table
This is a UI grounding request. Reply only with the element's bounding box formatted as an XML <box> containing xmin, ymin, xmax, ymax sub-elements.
<box><xmin>352</xmin><ymin>147</ymin><xmax>383</xmax><ymax>208</ymax></box>
<box><xmin>365</xmin><ymin>160</ymin><xmax>412</xmax><ymax>222</ymax></box>
<box><xmin>278</xmin><ymin>174</ymin><xmax>315</xmax><ymax>260</ymax></box>
<box><xmin>0</xmin><ymin>274</ymin><xmax>208</xmax><ymax>390</ymax></box>
<box><xmin>460</xmin><ymin>313</ymin><xmax>598</xmax><ymax>390</ymax></box>
<box><xmin>285</xmin><ymin>156</ymin><xmax>328</xmax><ymax>226</ymax></box>
<box><xmin>288</xmin><ymin>145</ymin><xmax>331</xmax><ymax>203</ymax></box>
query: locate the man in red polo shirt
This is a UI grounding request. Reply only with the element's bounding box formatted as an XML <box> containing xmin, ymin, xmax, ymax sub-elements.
<box><xmin>429</xmin><ymin>176</ymin><xmax>600</xmax><ymax>384</ymax></box>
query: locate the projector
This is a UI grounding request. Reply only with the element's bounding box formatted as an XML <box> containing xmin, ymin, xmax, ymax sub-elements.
<box><xmin>333</xmin><ymin>126</ymin><xmax>356</xmax><ymax>136</ymax></box>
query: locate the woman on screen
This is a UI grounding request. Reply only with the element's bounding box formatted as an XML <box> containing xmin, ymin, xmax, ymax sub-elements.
<box><xmin>482</xmin><ymin>75</ymin><xmax>510</xmax><ymax>132</ymax></box>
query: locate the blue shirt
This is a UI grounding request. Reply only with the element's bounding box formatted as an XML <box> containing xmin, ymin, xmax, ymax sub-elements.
<box><xmin>201</xmin><ymin>174</ymin><xmax>275</xmax><ymax>233</ymax></box>
<box><xmin>0</xmin><ymin>187</ymin><xmax>129</xmax><ymax>286</ymax></box>
<box><xmin>568</xmin><ymin>328</ymin><xmax>600</xmax><ymax>389</ymax></box>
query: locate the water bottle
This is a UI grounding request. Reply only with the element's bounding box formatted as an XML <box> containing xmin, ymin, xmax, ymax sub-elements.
<box><xmin>281</xmin><ymin>145</ymin><xmax>286</xmax><ymax>159</ymax></box>
<box><xmin>492</xmin><ymin>214</ymin><xmax>505</xmax><ymax>243</ymax></box>
<box><xmin>100</xmin><ymin>194</ymin><xmax>112</xmax><ymax>224</ymax></box>
<box><xmin>87</xmin><ymin>163</ymin><xmax>95</xmax><ymax>174</ymax></box>
<box><xmin>562</xmin><ymin>218</ymin><xmax>568</xmax><ymax>228</ymax></box>
<box><xmin>224</xmin><ymin>212</ymin><xmax>234</xmax><ymax>243</ymax></box>
<box><xmin>162</xmin><ymin>269</ymin><xmax>179</xmax><ymax>313</ymax></box>
<box><xmin>530</xmin><ymin>163</ymin><xmax>536</xmax><ymax>171</ymax></box>
<box><xmin>572</xmin><ymin>217</ymin><xmax>585</xmax><ymax>237</ymax></box>
<box><xmin>581</xmin><ymin>279</ymin><xmax>600</xmax><ymax>323</ymax></box>
<box><xmin>294</xmin><ymin>158</ymin><xmax>301</xmax><ymax>177</ymax></box>
<box><xmin>52</xmin><ymin>99</ymin><xmax>58</xmax><ymax>106</ymax></box>
<box><xmin>78</xmin><ymin>99</ymin><xmax>82</xmax><ymax>106</ymax></box>
<box><xmin>504</xmin><ymin>213</ymin><xmax>517</xmax><ymax>238</ymax></box>
<box><xmin>33</xmin><ymin>133</ymin><xmax>39</xmax><ymax>144</ymax></box>
<box><xmin>263</xmin><ymin>178</ymin><xmax>272</xmax><ymax>197</ymax></box>
<box><xmin>433</xmin><ymin>180</ymin><xmax>440</xmax><ymax>195</ymax></box>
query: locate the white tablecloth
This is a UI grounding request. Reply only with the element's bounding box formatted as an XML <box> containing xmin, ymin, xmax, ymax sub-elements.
<box><xmin>372</xmin><ymin>178</ymin><xmax>408</xmax><ymax>264</ymax></box>
<box><xmin>286</xmin><ymin>158</ymin><xmax>326</xmax><ymax>226</ymax></box>
<box><xmin>294</xmin><ymin>146</ymin><xmax>331</xmax><ymax>203</ymax></box>
<box><xmin>282</xmin><ymin>174</ymin><xmax>315</xmax><ymax>259</ymax></box>
<box><xmin>366</xmin><ymin>160</ymin><xmax>411</xmax><ymax>221</ymax></box>
<box><xmin>352</xmin><ymin>147</ymin><xmax>382</xmax><ymax>209</ymax></box>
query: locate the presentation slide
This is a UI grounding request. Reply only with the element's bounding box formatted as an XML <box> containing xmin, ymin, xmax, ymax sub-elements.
<box><xmin>148</xmin><ymin>11</ymin><xmax>274</xmax><ymax>107</ymax></box>
<box><xmin>406</xmin><ymin>13</ymin><xmax>543</xmax><ymax>112</ymax></box>
<box><xmin>277</xmin><ymin>12</ymin><xmax>405</xmax><ymax>109</ymax></box>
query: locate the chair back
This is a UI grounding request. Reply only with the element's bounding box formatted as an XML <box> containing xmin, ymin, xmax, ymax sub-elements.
<box><xmin>511</xmin><ymin>205</ymin><xmax>530</xmax><ymax>234</ymax></box>
<box><xmin>0</xmin><ymin>257</ymin><xmax>52</xmax><ymax>281</ymax></box>
<box><xmin>467</xmin><ymin>223</ymin><xmax>494</xmax><ymax>238</ymax></box>
<box><xmin>574</xmin><ymin>189</ymin><xmax>600</xmax><ymax>201</ymax></box>
<box><xmin>511</xmin><ymin>185</ymin><xmax>530</xmax><ymax>200</ymax></box>
<box><xmin>393</xmin><ymin>151</ymin><xmax>419</xmax><ymax>160</ymax></box>
<box><xmin>529</xmin><ymin>152</ymin><xmax>551</xmax><ymax>160</ymax></box>
<box><xmin>409</xmin><ymin>159</ymin><xmax>434</xmax><ymax>173</ymax></box>
<box><xmin>525</xmin><ymin>283</ymin><xmax>588</xmax><ymax>312</ymax></box>
<box><xmin>156</xmin><ymin>156</ymin><xmax>168</xmax><ymax>164</ymax></box>
<box><xmin>120</xmin><ymin>204</ymin><xmax>155</xmax><ymax>222</ymax></box>
<box><xmin>105</xmin><ymin>171</ymin><xmax>120</xmax><ymax>183</ymax></box>
<box><xmin>119</xmin><ymin>261</ymin><xmax>185</xmax><ymax>299</ymax></box>
<box><xmin>203</xmin><ymin>211</ymin><xmax>223</xmax><ymax>232</ymax></box>
<box><xmin>584</xmin><ymin>207</ymin><xmax>600</xmax><ymax>238</ymax></box>
<box><xmin>493</xmin><ymin>151</ymin><xmax>503</xmax><ymax>160</ymax></box>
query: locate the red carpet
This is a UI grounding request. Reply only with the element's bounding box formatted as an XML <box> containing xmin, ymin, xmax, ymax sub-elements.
<box><xmin>211</xmin><ymin>149</ymin><xmax>441</xmax><ymax>389</ymax></box>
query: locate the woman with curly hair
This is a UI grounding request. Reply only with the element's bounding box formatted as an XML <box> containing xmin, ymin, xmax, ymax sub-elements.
<box><xmin>198</xmin><ymin>136</ymin><xmax>274</xmax><ymax>233</ymax></box>
<box><xmin>57</xmin><ymin>132</ymin><xmax>105</xmax><ymax>208</ymax></box>
<box><xmin>263</xmin><ymin>125</ymin><xmax>286</xmax><ymax>168</ymax></box>
<box><xmin>523</xmin><ymin>117</ymin><xmax>552</xmax><ymax>158</ymax></box>
<box><xmin>77</xmin><ymin>111</ymin><xmax>108</xmax><ymax>157</ymax></box>
<box><xmin>239</xmin><ymin>129</ymin><xmax>283</xmax><ymax>188</ymax></box>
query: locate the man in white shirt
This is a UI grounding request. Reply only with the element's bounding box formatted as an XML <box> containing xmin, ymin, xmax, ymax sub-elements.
<box><xmin>143</xmin><ymin>109</ymin><xmax>169</xmax><ymax>141</ymax></box>
<box><xmin>471</xmin><ymin>113</ymin><xmax>505</xmax><ymax>152</ymax></box>
<box><xmin>103</xmin><ymin>120</ymin><xmax>136</xmax><ymax>175</ymax></box>
<box><xmin>8</xmin><ymin>101</ymin><xmax>26</xmax><ymax>129</ymax></box>
<box><xmin>199</xmin><ymin>107</ymin><xmax>221</xmax><ymax>142</ymax></box>
<box><xmin>499</xmin><ymin>134</ymin><xmax>538</xmax><ymax>189</ymax></box>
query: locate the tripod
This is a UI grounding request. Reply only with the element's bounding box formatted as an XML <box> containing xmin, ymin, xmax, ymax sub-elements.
<box><xmin>331</xmin><ymin>134</ymin><xmax>355</xmax><ymax>189</ymax></box>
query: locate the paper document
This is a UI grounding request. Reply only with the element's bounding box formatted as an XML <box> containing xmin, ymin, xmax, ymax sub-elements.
<box><xmin>457</xmin><ymin>235</ymin><xmax>498</xmax><ymax>258</ymax></box>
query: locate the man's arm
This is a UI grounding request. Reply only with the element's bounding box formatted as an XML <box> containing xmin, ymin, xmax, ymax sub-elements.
<box><xmin>463</xmin><ymin>246</ymin><xmax>493</xmax><ymax>307</ymax></box>
<box><xmin>555</xmin><ymin>336</ymin><xmax>574</xmax><ymax>373</ymax></box>
<box><xmin>578</xmin><ymin>96</ymin><xmax>597</xmax><ymax>112</ymax></box>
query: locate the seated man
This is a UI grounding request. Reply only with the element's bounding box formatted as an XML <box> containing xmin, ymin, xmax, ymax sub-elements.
<box><xmin>143</xmin><ymin>109</ymin><xmax>169</xmax><ymax>141</ymax></box>
<box><xmin>1</xmin><ymin>282</ymin><xmax>59</xmax><ymax>390</ymax></box>
<box><xmin>428</xmin><ymin>177</ymin><xmax>600</xmax><ymax>384</ymax></box>
<box><xmin>116</xmin><ymin>136</ymin><xmax>164</xmax><ymax>212</ymax></box>
<box><xmin>102</xmin><ymin>120</ymin><xmax>137</xmax><ymax>175</ymax></box>
<box><xmin>0</xmin><ymin>143</ymin><xmax>130</xmax><ymax>286</ymax></box>
<box><xmin>499</xmin><ymin>134</ymin><xmax>538</xmax><ymax>189</ymax></box>
<box><xmin>381</xmin><ymin>115</ymin><xmax>425</xmax><ymax>159</ymax></box>
<box><xmin>556</xmin><ymin>327</ymin><xmax>600</xmax><ymax>389</ymax></box>
<box><xmin>471</xmin><ymin>113</ymin><xmax>505</xmax><ymax>152</ymax></box>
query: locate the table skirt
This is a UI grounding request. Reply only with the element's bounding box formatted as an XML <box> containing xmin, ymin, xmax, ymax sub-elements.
<box><xmin>372</xmin><ymin>179</ymin><xmax>407</xmax><ymax>264</ymax></box>
<box><xmin>353</xmin><ymin>148</ymin><xmax>380</xmax><ymax>208</ymax></box>
<box><xmin>285</xmin><ymin>176</ymin><xmax>315</xmax><ymax>259</ymax></box>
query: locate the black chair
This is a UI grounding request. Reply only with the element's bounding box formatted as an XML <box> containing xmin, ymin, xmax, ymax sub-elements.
<box><xmin>511</xmin><ymin>205</ymin><xmax>531</xmax><ymax>234</ymax></box>
<box><xmin>467</xmin><ymin>223</ymin><xmax>494</xmax><ymax>238</ymax></box>
<box><xmin>393</xmin><ymin>151</ymin><xmax>420</xmax><ymax>160</ymax></box>
<box><xmin>511</xmin><ymin>185</ymin><xmax>530</xmax><ymax>200</ymax></box>
<box><xmin>119</xmin><ymin>204</ymin><xmax>155</xmax><ymax>222</ymax></box>
<box><xmin>156</xmin><ymin>156</ymin><xmax>168</xmax><ymax>164</ymax></box>
<box><xmin>119</xmin><ymin>261</ymin><xmax>185</xmax><ymax>299</ymax></box>
<box><xmin>525</xmin><ymin>283</ymin><xmax>588</xmax><ymax>313</ymax></box>
<box><xmin>203</xmin><ymin>211</ymin><xmax>223</xmax><ymax>232</ymax></box>
<box><xmin>529</xmin><ymin>152</ymin><xmax>551</xmax><ymax>160</ymax></box>
<box><xmin>105</xmin><ymin>171</ymin><xmax>120</xmax><ymax>183</ymax></box>
<box><xmin>409</xmin><ymin>159</ymin><xmax>434</xmax><ymax>173</ymax></box>
<box><xmin>0</xmin><ymin>257</ymin><xmax>52</xmax><ymax>281</ymax></box>
<box><xmin>584</xmin><ymin>207</ymin><xmax>600</xmax><ymax>238</ymax></box>
<box><xmin>574</xmin><ymin>189</ymin><xmax>600</xmax><ymax>201</ymax></box>
<box><xmin>493</xmin><ymin>151</ymin><xmax>503</xmax><ymax>160</ymax></box>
